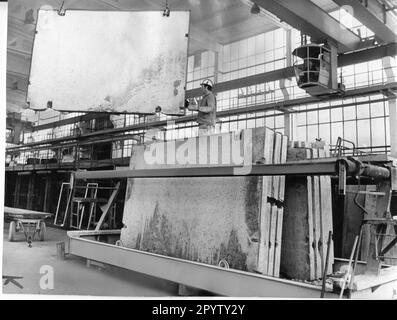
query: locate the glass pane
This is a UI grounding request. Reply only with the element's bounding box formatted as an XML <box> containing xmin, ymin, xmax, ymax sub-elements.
<box><xmin>296</xmin><ymin>112</ymin><xmax>307</xmax><ymax>126</ymax></box>
<box><xmin>307</xmin><ymin>111</ymin><xmax>318</xmax><ymax>125</ymax></box>
<box><xmin>256</xmin><ymin>117</ymin><xmax>264</xmax><ymax>127</ymax></box>
<box><xmin>344</xmin><ymin>106</ymin><xmax>356</xmax><ymax>120</ymax></box>
<box><xmin>239</xmin><ymin>40</ymin><xmax>248</xmax><ymax>57</ymax></box>
<box><xmin>357</xmin><ymin>119</ymin><xmax>370</xmax><ymax>147</ymax></box>
<box><xmin>274</xmin><ymin>29</ymin><xmax>284</xmax><ymax>48</ymax></box>
<box><xmin>331</xmin><ymin>107</ymin><xmax>343</xmax><ymax>122</ymax></box>
<box><xmin>264</xmin><ymin>31</ymin><xmax>274</xmax><ymax>49</ymax></box>
<box><xmin>307</xmin><ymin>125</ymin><xmax>318</xmax><ymax>142</ymax></box>
<box><xmin>343</xmin><ymin>121</ymin><xmax>356</xmax><ymax>145</ymax></box>
<box><xmin>331</xmin><ymin>122</ymin><xmax>343</xmax><ymax>145</ymax></box>
<box><xmin>275</xmin><ymin>115</ymin><xmax>284</xmax><ymax>128</ymax></box>
<box><xmin>371</xmin><ymin>118</ymin><xmax>386</xmax><ymax>147</ymax></box>
<box><xmin>319</xmin><ymin>124</ymin><xmax>331</xmax><ymax>145</ymax></box>
<box><xmin>247</xmin><ymin>119</ymin><xmax>255</xmax><ymax>128</ymax></box>
<box><xmin>247</xmin><ymin>37</ymin><xmax>256</xmax><ymax>57</ymax></box>
<box><xmin>264</xmin><ymin>50</ymin><xmax>274</xmax><ymax>62</ymax></box>
<box><xmin>356</xmin><ymin>104</ymin><xmax>369</xmax><ymax>119</ymax></box>
<box><xmin>255</xmin><ymin>33</ymin><xmax>265</xmax><ymax>52</ymax></box>
<box><xmin>371</xmin><ymin>101</ymin><xmax>384</xmax><ymax>117</ymax></box>
<box><xmin>296</xmin><ymin>126</ymin><xmax>307</xmax><ymax>141</ymax></box>
<box><xmin>318</xmin><ymin>109</ymin><xmax>330</xmax><ymax>123</ymax></box>
<box><xmin>266</xmin><ymin>116</ymin><xmax>275</xmax><ymax>128</ymax></box>
<box><xmin>355</xmin><ymin>73</ymin><xmax>368</xmax><ymax>87</ymax></box>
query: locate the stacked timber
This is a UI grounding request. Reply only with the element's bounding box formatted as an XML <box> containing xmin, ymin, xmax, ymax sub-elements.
<box><xmin>257</xmin><ymin>132</ymin><xmax>288</xmax><ymax>277</ymax></box>
<box><xmin>120</xmin><ymin>127</ymin><xmax>288</xmax><ymax>276</ymax></box>
<box><xmin>280</xmin><ymin>141</ymin><xmax>334</xmax><ymax>281</ymax></box>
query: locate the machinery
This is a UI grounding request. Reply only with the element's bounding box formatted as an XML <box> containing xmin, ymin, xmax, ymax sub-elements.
<box><xmin>66</xmin><ymin>154</ymin><xmax>397</xmax><ymax>298</ymax></box>
<box><xmin>292</xmin><ymin>43</ymin><xmax>345</xmax><ymax>97</ymax></box>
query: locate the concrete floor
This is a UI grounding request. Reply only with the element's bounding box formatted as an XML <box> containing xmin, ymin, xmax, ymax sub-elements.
<box><xmin>2</xmin><ymin>222</ymin><xmax>181</xmax><ymax>297</ymax></box>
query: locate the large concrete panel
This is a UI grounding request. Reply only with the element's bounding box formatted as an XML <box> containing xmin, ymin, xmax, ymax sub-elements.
<box><xmin>120</xmin><ymin>128</ymin><xmax>275</xmax><ymax>272</ymax></box>
<box><xmin>27</xmin><ymin>10</ymin><xmax>189</xmax><ymax>113</ymax></box>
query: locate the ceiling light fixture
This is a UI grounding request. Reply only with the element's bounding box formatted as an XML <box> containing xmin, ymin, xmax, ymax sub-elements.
<box><xmin>250</xmin><ymin>3</ymin><xmax>260</xmax><ymax>14</ymax></box>
<box><xmin>163</xmin><ymin>0</ymin><xmax>170</xmax><ymax>17</ymax></box>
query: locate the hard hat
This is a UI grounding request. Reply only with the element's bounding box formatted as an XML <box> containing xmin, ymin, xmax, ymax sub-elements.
<box><xmin>200</xmin><ymin>79</ymin><xmax>214</xmax><ymax>88</ymax></box>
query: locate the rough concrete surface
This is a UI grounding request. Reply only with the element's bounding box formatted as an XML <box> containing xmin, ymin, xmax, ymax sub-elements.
<box><xmin>121</xmin><ymin>128</ymin><xmax>275</xmax><ymax>272</ymax></box>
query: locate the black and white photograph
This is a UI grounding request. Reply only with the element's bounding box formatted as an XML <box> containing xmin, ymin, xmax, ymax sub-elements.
<box><xmin>1</xmin><ymin>0</ymin><xmax>397</xmax><ymax>302</ymax></box>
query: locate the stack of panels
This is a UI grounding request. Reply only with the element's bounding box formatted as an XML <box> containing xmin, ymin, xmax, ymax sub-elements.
<box><xmin>120</xmin><ymin>127</ymin><xmax>288</xmax><ymax>276</ymax></box>
<box><xmin>280</xmin><ymin>141</ymin><xmax>334</xmax><ymax>281</ymax></box>
<box><xmin>257</xmin><ymin>132</ymin><xmax>288</xmax><ymax>277</ymax></box>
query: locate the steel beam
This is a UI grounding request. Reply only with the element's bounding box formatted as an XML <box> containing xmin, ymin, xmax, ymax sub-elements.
<box><xmin>6</xmin><ymin>132</ymin><xmax>141</xmax><ymax>152</ymax></box>
<box><xmin>74</xmin><ymin>161</ymin><xmax>338</xmax><ymax>180</ymax></box>
<box><xmin>68</xmin><ymin>230</ymin><xmax>337</xmax><ymax>298</ymax></box>
<box><xmin>15</xmin><ymin>81</ymin><xmax>397</xmax><ymax>150</ymax></box>
<box><xmin>73</xmin><ymin>158</ymin><xmax>390</xmax><ymax>180</ymax></box>
<box><xmin>27</xmin><ymin>42</ymin><xmax>397</xmax><ymax>133</ymax></box>
<box><xmin>333</xmin><ymin>0</ymin><xmax>397</xmax><ymax>44</ymax></box>
<box><xmin>8</xmin><ymin>40</ymin><xmax>385</xmax><ymax>128</ymax></box>
<box><xmin>187</xmin><ymin>43</ymin><xmax>397</xmax><ymax>98</ymax></box>
<box><xmin>383</xmin><ymin>56</ymin><xmax>397</xmax><ymax>158</ymax></box>
<box><xmin>255</xmin><ymin>0</ymin><xmax>362</xmax><ymax>52</ymax></box>
<box><xmin>338</xmin><ymin>42</ymin><xmax>397</xmax><ymax>66</ymax></box>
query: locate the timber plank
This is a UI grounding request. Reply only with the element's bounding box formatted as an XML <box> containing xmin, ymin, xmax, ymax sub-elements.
<box><xmin>273</xmin><ymin>207</ymin><xmax>284</xmax><ymax>277</ymax></box>
<box><xmin>278</xmin><ymin>136</ymin><xmax>288</xmax><ymax>202</ymax></box>
<box><xmin>267</xmin><ymin>205</ymin><xmax>278</xmax><ymax>276</ymax></box>
<box><xmin>310</xmin><ymin>148</ymin><xmax>323</xmax><ymax>279</ymax></box>
<box><xmin>258</xmin><ymin>203</ymin><xmax>272</xmax><ymax>274</ymax></box>
<box><xmin>271</xmin><ymin>133</ymin><xmax>282</xmax><ymax>200</ymax></box>
<box><xmin>318</xmin><ymin>148</ymin><xmax>334</xmax><ymax>275</ymax></box>
<box><xmin>258</xmin><ymin>128</ymin><xmax>274</xmax><ymax>274</ymax></box>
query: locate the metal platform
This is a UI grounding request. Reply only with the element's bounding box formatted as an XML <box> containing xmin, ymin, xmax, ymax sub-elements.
<box><xmin>66</xmin><ymin>155</ymin><xmax>397</xmax><ymax>298</ymax></box>
<box><xmin>67</xmin><ymin>230</ymin><xmax>338</xmax><ymax>298</ymax></box>
<box><xmin>67</xmin><ymin>230</ymin><xmax>397</xmax><ymax>298</ymax></box>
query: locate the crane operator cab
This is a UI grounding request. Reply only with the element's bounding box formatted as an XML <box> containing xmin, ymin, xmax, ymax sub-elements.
<box><xmin>292</xmin><ymin>43</ymin><xmax>345</xmax><ymax>98</ymax></box>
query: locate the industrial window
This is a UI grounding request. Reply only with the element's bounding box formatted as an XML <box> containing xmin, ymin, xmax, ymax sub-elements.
<box><xmin>295</xmin><ymin>98</ymin><xmax>390</xmax><ymax>154</ymax></box>
<box><xmin>15</xmin><ymin>22</ymin><xmax>396</xmax><ymax>166</ymax></box>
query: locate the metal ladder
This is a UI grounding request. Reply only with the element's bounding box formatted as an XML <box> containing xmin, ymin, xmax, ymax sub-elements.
<box><xmin>70</xmin><ymin>183</ymin><xmax>98</xmax><ymax>229</ymax></box>
<box><xmin>85</xmin><ymin>183</ymin><xmax>100</xmax><ymax>230</ymax></box>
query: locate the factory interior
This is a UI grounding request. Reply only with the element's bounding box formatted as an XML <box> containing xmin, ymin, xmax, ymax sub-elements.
<box><xmin>3</xmin><ymin>0</ymin><xmax>397</xmax><ymax>299</ymax></box>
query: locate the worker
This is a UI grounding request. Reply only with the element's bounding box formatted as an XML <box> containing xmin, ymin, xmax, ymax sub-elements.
<box><xmin>187</xmin><ymin>79</ymin><xmax>217</xmax><ymax>135</ymax></box>
<box><xmin>144</xmin><ymin>106</ymin><xmax>165</xmax><ymax>142</ymax></box>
